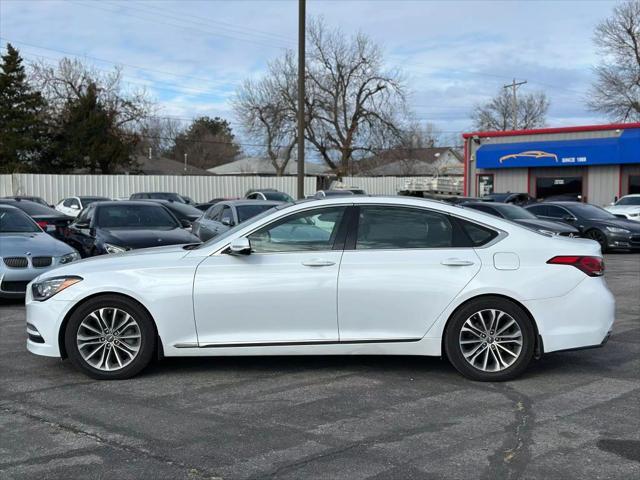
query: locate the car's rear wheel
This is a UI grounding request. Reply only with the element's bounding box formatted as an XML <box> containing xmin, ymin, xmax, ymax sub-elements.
<box><xmin>586</xmin><ymin>229</ymin><xmax>608</xmax><ymax>253</ymax></box>
<box><xmin>64</xmin><ymin>295</ymin><xmax>155</xmax><ymax>380</ymax></box>
<box><xmin>444</xmin><ymin>297</ymin><xmax>535</xmax><ymax>381</ymax></box>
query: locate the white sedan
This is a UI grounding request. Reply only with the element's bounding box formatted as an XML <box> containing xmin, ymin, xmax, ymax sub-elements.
<box><xmin>26</xmin><ymin>197</ymin><xmax>614</xmax><ymax>381</ymax></box>
<box><xmin>605</xmin><ymin>194</ymin><xmax>640</xmax><ymax>221</ymax></box>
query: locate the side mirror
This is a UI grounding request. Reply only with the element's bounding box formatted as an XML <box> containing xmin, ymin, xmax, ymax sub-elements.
<box><xmin>222</xmin><ymin>217</ymin><xmax>234</xmax><ymax>227</ymax></box>
<box><xmin>180</xmin><ymin>219</ymin><xmax>192</xmax><ymax>229</ymax></box>
<box><xmin>74</xmin><ymin>221</ymin><xmax>90</xmax><ymax>229</ymax></box>
<box><xmin>229</xmin><ymin>237</ymin><xmax>251</xmax><ymax>255</ymax></box>
<box><xmin>70</xmin><ymin>204</ymin><xmax>80</xmax><ymax>210</ymax></box>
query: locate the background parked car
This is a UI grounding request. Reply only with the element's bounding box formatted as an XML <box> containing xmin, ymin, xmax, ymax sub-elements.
<box><xmin>463</xmin><ymin>202</ymin><xmax>579</xmax><ymax>236</ymax></box>
<box><xmin>0</xmin><ymin>198</ymin><xmax>73</xmax><ymax>240</ymax></box>
<box><xmin>605</xmin><ymin>194</ymin><xmax>640</xmax><ymax>221</ymax></box>
<box><xmin>55</xmin><ymin>196</ymin><xmax>110</xmax><ymax>217</ymax></box>
<box><xmin>0</xmin><ymin>204</ymin><xmax>80</xmax><ymax>297</ymax></box>
<box><xmin>64</xmin><ymin>201</ymin><xmax>200</xmax><ymax>257</ymax></box>
<box><xmin>481</xmin><ymin>192</ymin><xmax>536</xmax><ymax>205</ymax></box>
<box><xmin>525</xmin><ymin>201</ymin><xmax>640</xmax><ymax>252</ymax></box>
<box><xmin>195</xmin><ymin>199</ymin><xmax>225</xmax><ymax>212</ymax></box>
<box><xmin>192</xmin><ymin>200</ymin><xmax>281</xmax><ymax>241</ymax></box>
<box><xmin>313</xmin><ymin>190</ymin><xmax>355</xmax><ymax>199</ymax></box>
<box><xmin>2</xmin><ymin>195</ymin><xmax>51</xmax><ymax>208</ymax></box>
<box><xmin>245</xmin><ymin>189</ymin><xmax>294</xmax><ymax>202</ymax></box>
<box><xmin>130</xmin><ymin>192</ymin><xmax>193</xmax><ymax>204</ymax></box>
<box><xmin>138</xmin><ymin>199</ymin><xmax>204</xmax><ymax>230</ymax></box>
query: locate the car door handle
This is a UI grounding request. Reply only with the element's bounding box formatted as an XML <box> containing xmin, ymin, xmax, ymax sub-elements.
<box><xmin>441</xmin><ymin>258</ymin><xmax>475</xmax><ymax>266</ymax></box>
<box><xmin>302</xmin><ymin>259</ymin><xmax>336</xmax><ymax>267</ymax></box>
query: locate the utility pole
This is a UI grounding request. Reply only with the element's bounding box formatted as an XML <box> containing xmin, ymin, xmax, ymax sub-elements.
<box><xmin>503</xmin><ymin>78</ymin><xmax>527</xmax><ymax>130</ymax></box>
<box><xmin>296</xmin><ymin>0</ymin><xmax>306</xmax><ymax>199</ymax></box>
<box><xmin>184</xmin><ymin>153</ymin><xmax>188</xmax><ymax>174</ymax></box>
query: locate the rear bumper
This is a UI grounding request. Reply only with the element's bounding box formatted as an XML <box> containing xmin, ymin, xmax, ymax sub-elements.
<box><xmin>524</xmin><ymin>277</ymin><xmax>615</xmax><ymax>353</ymax></box>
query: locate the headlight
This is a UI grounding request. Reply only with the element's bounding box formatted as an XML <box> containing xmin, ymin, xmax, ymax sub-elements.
<box><xmin>538</xmin><ymin>229</ymin><xmax>557</xmax><ymax>236</ymax></box>
<box><xmin>104</xmin><ymin>243</ymin><xmax>128</xmax><ymax>254</ymax></box>
<box><xmin>58</xmin><ymin>252</ymin><xmax>81</xmax><ymax>264</ymax></box>
<box><xmin>605</xmin><ymin>226</ymin><xmax>631</xmax><ymax>234</ymax></box>
<box><xmin>32</xmin><ymin>276</ymin><xmax>82</xmax><ymax>301</ymax></box>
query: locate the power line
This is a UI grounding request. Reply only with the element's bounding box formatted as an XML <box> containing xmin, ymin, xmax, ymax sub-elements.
<box><xmin>70</xmin><ymin>0</ymin><xmax>292</xmax><ymax>51</ymax></box>
<box><xmin>105</xmin><ymin>0</ymin><xmax>295</xmax><ymax>45</ymax></box>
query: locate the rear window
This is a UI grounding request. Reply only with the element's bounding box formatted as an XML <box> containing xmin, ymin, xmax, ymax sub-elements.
<box><xmin>0</xmin><ymin>200</ymin><xmax>60</xmax><ymax>216</ymax></box>
<box><xmin>96</xmin><ymin>205</ymin><xmax>179</xmax><ymax>229</ymax></box>
<box><xmin>237</xmin><ymin>204</ymin><xmax>277</xmax><ymax>223</ymax></box>
<box><xmin>457</xmin><ymin>218</ymin><xmax>499</xmax><ymax>247</ymax></box>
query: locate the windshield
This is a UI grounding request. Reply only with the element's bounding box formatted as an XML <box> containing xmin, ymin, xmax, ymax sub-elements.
<box><xmin>237</xmin><ymin>204</ymin><xmax>278</xmax><ymax>223</ymax></box>
<box><xmin>97</xmin><ymin>204</ymin><xmax>180</xmax><ymax>229</ymax></box>
<box><xmin>263</xmin><ymin>192</ymin><xmax>294</xmax><ymax>202</ymax></box>
<box><xmin>494</xmin><ymin>204</ymin><xmax>537</xmax><ymax>220</ymax></box>
<box><xmin>616</xmin><ymin>196</ymin><xmax>640</xmax><ymax>206</ymax></box>
<box><xmin>0</xmin><ymin>208</ymin><xmax>41</xmax><ymax>233</ymax></box>
<box><xmin>195</xmin><ymin>206</ymin><xmax>283</xmax><ymax>249</ymax></box>
<box><xmin>568</xmin><ymin>204</ymin><xmax>617</xmax><ymax>220</ymax></box>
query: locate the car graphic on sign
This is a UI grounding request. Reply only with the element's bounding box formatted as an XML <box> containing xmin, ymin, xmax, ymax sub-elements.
<box><xmin>499</xmin><ymin>150</ymin><xmax>558</xmax><ymax>164</ymax></box>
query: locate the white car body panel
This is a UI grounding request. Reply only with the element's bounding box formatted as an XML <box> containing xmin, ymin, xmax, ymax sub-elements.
<box><xmin>605</xmin><ymin>205</ymin><xmax>640</xmax><ymax>220</ymax></box>
<box><xmin>26</xmin><ymin>196</ymin><xmax>615</xmax><ymax>364</ymax></box>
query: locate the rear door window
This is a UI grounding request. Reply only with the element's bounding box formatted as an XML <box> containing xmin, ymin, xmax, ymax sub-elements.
<box><xmin>355</xmin><ymin>206</ymin><xmax>455</xmax><ymax>249</ymax></box>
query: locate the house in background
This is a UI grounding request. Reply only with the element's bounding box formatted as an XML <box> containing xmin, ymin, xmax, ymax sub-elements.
<box><xmin>358</xmin><ymin>147</ymin><xmax>463</xmax><ymax>177</ymax></box>
<box><xmin>207</xmin><ymin>156</ymin><xmax>330</xmax><ymax>176</ymax></box>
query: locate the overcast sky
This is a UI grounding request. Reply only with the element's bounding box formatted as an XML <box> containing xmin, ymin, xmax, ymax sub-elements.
<box><xmin>0</xmin><ymin>0</ymin><xmax>617</xmax><ymax>144</ymax></box>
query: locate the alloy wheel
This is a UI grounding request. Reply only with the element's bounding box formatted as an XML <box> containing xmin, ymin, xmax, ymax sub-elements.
<box><xmin>458</xmin><ymin>309</ymin><xmax>523</xmax><ymax>372</ymax></box>
<box><xmin>76</xmin><ymin>307</ymin><xmax>141</xmax><ymax>371</ymax></box>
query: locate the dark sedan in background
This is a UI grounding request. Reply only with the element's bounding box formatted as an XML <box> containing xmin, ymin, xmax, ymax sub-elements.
<box><xmin>463</xmin><ymin>202</ymin><xmax>579</xmax><ymax>236</ymax></box>
<box><xmin>525</xmin><ymin>201</ymin><xmax>640</xmax><ymax>252</ymax></box>
<box><xmin>64</xmin><ymin>201</ymin><xmax>200</xmax><ymax>257</ymax></box>
<box><xmin>2</xmin><ymin>195</ymin><xmax>51</xmax><ymax>207</ymax></box>
<box><xmin>0</xmin><ymin>199</ymin><xmax>73</xmax><ymax>240</ymax></box>
<box><xmin>481</xmin><ymin>192</ymin><xmax>536</xmax><ymax>205</ymax></box>
<box><xmin>192</xmin><ymin>200</ymin><xmax>281</xmax><ymax>241</ymax></box>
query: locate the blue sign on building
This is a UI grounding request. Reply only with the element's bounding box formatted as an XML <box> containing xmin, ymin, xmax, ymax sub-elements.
<box><xmin>476</xmin><ymin>128</ymin><xmax>640</xmax><ymax>169</ymax></box>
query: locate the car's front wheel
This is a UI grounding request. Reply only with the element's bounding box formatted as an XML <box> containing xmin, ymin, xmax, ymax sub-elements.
<box><xmin>585</xmin><ymin>229</ymin><xmax>609</xmax><ymax>253</ymax></box>
<box><xmin>64</xmin><ymin>295</ymin><xmax>156</xmax><ymax>380</ymax></box>
<box><xmin>444</xmin><ymin>297</ymin><xmax>535</xmax><ymax>381</ymax></box>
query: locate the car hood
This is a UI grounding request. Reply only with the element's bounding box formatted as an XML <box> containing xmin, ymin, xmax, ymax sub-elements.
<box><xmin>0</xmin><ymin>232</ymin><xmax>76</xmax><ymax>257</ymax></box>
<box><xmin>605</xmin><ymin>205</ymin><xmax>640</xmax><ymax>214</ymax></box>
<box><xmin>513</xmin><ymin>218</ymin><xmax>578</xmax><ymax>233</ymax></box>
<box><xmin>99</xmin><ymin>228</ymin><xmax>200</xmax><ymax>249</ymax></box>
<box><xmin>33</xmin><ymin>244</ymin><xmax>198</xmax><ymax>284</ymax></box>
<box><xmin>588</xmin><ymin>218</ymin><xmax>640</xmax><ymax>232</ymax></box>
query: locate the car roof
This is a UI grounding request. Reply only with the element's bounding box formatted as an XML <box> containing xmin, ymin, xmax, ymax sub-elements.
<box><xmin>92</xmin><ymin>200</ymin><xmax>167</xmax><ymax>207</ymax></box>
<box><xmin>222</xmin><ymin>200</ymin><xmax>283</xmax><ymax>207</ymax></box>
<box><xmin>0</xmin><ymin>204</ymin><xmax>21</xmax><ymax>211</ymax></box>
<box><xmin>620</xmin><ymin>194</ymin><xmax>640</xmax><ymax>198</ymax></box>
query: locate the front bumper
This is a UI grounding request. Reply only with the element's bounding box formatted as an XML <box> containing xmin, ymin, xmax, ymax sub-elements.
<box><xmin>25</xmin><ymin>289</ymin><xmax>72</xmax><ymax>358</ymax></box>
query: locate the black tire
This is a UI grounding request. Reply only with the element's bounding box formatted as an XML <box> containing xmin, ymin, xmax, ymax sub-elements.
<box><xmin>64</xmin><ymin>295</ymin><xmax>156</xmax><ymax>380</ymax></box>
<box><xmin>586</xmin><ymin>229</ymin><xmax>609</xmax><ymax>253</ymax></box>
<box><xmin>444</xmin><ymin>296</ymin><xmax>535</xmax><ymax>381</ymax></box>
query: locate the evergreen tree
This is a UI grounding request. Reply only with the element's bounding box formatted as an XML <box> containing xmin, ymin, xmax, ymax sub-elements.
<box><xmin>50</xmin><ymin>83</ymin><xmax>136</xmax><ymax>174</ymax></box>
<box><xmin>0</xmin><ymin>43</ymin><xmax>47</xmax><ymax>173</ymax></box>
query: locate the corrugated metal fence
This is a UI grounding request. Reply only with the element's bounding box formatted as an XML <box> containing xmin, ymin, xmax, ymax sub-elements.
<box><xmin>2</xmin><ymin>174</ymin><xmax>317</xmax><ymax>204</ymax></box>
<box><xmin>0</xmin><ymin>174</ymin><xmax>462</xmax><ymax>203</ymax></box>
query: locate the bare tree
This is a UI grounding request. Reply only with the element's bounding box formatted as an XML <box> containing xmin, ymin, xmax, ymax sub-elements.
<box><xmin>471</xmin><ymin>88</ymin><xmax>549</xmax><ymax>131</ymax></box>
<box><xmin>136</xmin><ymin>116</ymin><xmax>184</xmax><ymax>159</ymax></box>
<box><xmin>233</xmin><ymin>55</ymin><xmax>298</xmax><ymax>176</ymax></box>
<box><xmin>304</xmin><ymin>18</ymin><xmax>407</xmax><ymax>176</ymax></box>
<box><xmin>589</xmin><ymin>1</ymin><xmax>640</xmax><ymax>120</ymax></box>
<box><xmin>31</xmin><ymin>58</ymin><xmax>152</xmax><ymax>131</ymax></box>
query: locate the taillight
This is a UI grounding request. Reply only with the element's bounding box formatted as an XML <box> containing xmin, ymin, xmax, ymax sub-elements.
<box><xmin>36</xmin><ymin>221</ymin><xmax>48</xmax><ymax>230</ymax></box>
<box><xmin>547</xmin><ymin>256</ymin><xmax>605</xmax><ymax>277</ymax></box>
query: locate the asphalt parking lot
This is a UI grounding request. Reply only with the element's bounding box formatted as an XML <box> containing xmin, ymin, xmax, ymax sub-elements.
<box><xmin>1</xmin><ymin>254</ymin><xmax>639</xmax><ymax>480</ymax></box>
